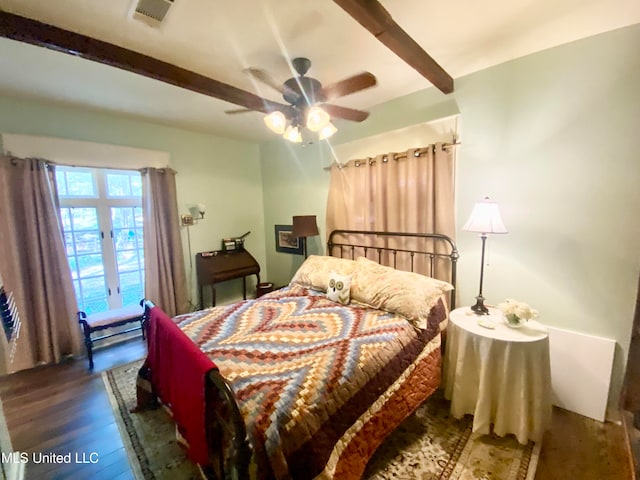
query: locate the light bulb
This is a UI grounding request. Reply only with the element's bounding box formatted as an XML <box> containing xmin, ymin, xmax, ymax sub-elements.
<box><xmin>264</xmin><ymin>111</ymin><xmax>286</xmax><ymax>135</ymax></box>
<box><xmin>283</xmin><ymin>125</ymin><xmax>303</xmax><ymax>143</ymax></box>
<box><xmin>306</xmin><ymin>106</ymin><xmax>330</xmax><ymax>132</ymax></box>
<box><xmin>318</xmin><ymin>122</ymin><xmax>337</xmax><ymax>140</ymax></box>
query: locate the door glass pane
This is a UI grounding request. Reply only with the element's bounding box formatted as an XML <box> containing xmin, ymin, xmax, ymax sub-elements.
<box><xmin>68</xmin><ymin>257</ymin><xmax>78</xmax><ymax>280</ymax></box>
<box><xmin>81</xmin><ymin>277</ymin><xmax>108</xmax><ymax>301</ymax></box>
<box><xmin>119</xmin><ymin>271</ymin><xmax>141</xmax><ymax>290</ymax></box>
<box><xmin>57</xmin><ymin>204</ymin><xmax>109</xmax><ymax>313</ymax></box>
<box><xmin>64</xmin><ymin>232</ymin><xmax>75</xmax><ymax>256</ymax></box>
<box><xmin>136</xmin><ymin>229</ymin><xmax>144</xmax><ymax>248</ymax></box>
<box><xmin>116</xmin><ymin>250</ymin><xmax>139</xmax><ymax>273</ymax></box>
<box><xmin>77</xmin><ymin>254</ymin><xmax>105</xmax><ymax>278</ymax></box>
<box><xmin>71</xmin><ymin>208</ymin><xmax>99</xmax><ymax>230</ymax></box>
<box><xmin>83</xmin><ymin>299</ymin><xmax>109</xmax><ymax>316</ymax></box>
<box><xmin>74</xmin><ymin>232</ymin><xmax>101</xmax><ymax>254</ymax></box>
<box><xmin>122</xmin><ymin>288</ymin><xmax>143</xmax><ymax>308</ymax></box>
<box><xmin>112</xmin><ymin>207</ymin><xmax>144</xmax><ymax>305</ymax></box>
<box><xmin>112</xmin><ymin>207</ymin><xmax>135</xmax><ymax>229</ymax></box>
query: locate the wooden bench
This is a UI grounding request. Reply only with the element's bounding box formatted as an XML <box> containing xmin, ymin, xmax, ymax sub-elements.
<box><xmin>77</xmin><ymin>303</ymin><xmax>145</xmax><ymax>369</ymax></box>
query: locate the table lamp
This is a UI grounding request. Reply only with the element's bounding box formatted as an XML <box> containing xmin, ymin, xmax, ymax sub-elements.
<box><xmin>463</xmin><ymin>197</ymin><xmax>507</xmax><ymax>315</ymax></box>
<box><xmin>292</xmin><ymin>215</ymin><xmax>319</xmax><ymax>259</ymax></box>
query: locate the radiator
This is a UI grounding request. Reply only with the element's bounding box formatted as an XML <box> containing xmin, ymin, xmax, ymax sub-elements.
<box><xmin>547</xmin><ymin>326</ymin><xmax>616</xmax><ymax>422</ymax></box>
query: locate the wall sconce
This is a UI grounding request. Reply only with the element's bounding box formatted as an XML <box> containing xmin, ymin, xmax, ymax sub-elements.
<box><xmin>181</xmin><ymin>203</ymin><xmax>206</xmax><ymax>226</ymax></box>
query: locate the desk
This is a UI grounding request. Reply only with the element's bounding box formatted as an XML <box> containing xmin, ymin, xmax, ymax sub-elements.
<box><xmin>443</xmin><ymin>307</ymin><xmax>551</xmax><ymax>444</ymax></box>
<box><xmin>196</xmin><ymin>249</ymin><xmax>260</xmax><ymax>308</ymax></box>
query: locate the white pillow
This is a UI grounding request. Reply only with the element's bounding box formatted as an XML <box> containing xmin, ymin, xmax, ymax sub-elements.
<box><xmin>351</xmin><ymin>256</ymin><xmax>453</xmax><ymax>328</ymax></box>
<box><xmin>290</xmin><ymin>255</ymin><xmax>357</xmax><ymax>292</ymax></box>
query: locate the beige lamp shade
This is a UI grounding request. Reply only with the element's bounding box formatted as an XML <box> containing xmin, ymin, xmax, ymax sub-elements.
<box><xmin>264</xmin><ymin>111</ymin><xmax>286</xmax><ymax>135</ymax></box>
<box><xmin>463</xmin><ymin>197</ymin><xmax>507</xmax><ymax>234</ymax></box>
<box><xmin>318</xmin><ymin>122</ymin><xmax>338</xmax><ymax>140</ymax></box>
<box><xmin>283</xmin><ymin>125</ymin><xmax>303</xmax><ymax>143</ymax></box>
<box><xmin>306</xmin><ymin>106</ymin><xmax>331</xmax><ymax>132</ymax></box>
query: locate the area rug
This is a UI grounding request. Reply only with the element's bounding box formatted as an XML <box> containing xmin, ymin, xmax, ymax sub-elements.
<box><xmin>103</xmin><ymin>360</ymin><xmax>540</xmax><ymax>479</ymax></box>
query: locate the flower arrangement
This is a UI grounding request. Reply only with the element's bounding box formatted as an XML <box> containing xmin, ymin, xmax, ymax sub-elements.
<box><xmin>497</xmin><ymin>299</ymin><xmax>538</xmax><ymax>327</ymax></box>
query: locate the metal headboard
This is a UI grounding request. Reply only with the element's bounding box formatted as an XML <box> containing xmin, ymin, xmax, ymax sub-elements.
<box><xmin>327</xmin><ymin>229</ymin><xmax>459</xmax><ymax>309</ymax></box>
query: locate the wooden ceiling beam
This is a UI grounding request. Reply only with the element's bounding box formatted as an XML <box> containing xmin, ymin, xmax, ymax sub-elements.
<box><xmin>0</xmin><ymin>11</ymin><xmax>288</xmax><ymax>113</ymax></box>
<box><xmin>333</xmin><ymin>0</ymin><xmax>454</xmax><ymax>94</ymax></box>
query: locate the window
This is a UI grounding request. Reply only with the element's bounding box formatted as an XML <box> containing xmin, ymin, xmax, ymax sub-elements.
<box><xmin>56</xmin><ymin>167</ymin><xmax>144</xmax><ymax>315</ymax></box>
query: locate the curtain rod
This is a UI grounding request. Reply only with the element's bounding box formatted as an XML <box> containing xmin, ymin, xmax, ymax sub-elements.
<box><xmin>5</xmin><ymin>154</ymin><xmax>160</xmax><ymax>173</ymax></box>
<box><xmin>324</xmin><ymin>140</ymin><xmax>461</xmax><ymax>171</ymax></box>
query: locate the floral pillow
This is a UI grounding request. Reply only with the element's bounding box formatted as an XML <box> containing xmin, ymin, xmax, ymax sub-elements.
<box><xmin>326</xmin><ymin>272</ymin><xmax>351</xmax><ymax>305</ymax></box>
<box><xmin>351</xmin><ymin>256</ymin><xmax>453</xmax><ymax>329</ymax></box>
<box><xmin>290</xmin><ymin>255</ymin><xmax>357</xmax><ymax>292</ymax></box>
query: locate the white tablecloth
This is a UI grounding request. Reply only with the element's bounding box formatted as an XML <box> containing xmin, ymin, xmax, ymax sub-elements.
<box><xmin>443</xmin><ymin>307</ymin><xmax>552</xmax><ymax>444</ymax></box>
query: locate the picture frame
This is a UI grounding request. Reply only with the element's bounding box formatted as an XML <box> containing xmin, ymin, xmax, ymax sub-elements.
<box><xmin>274</xmin><ymin>225</ymin><xmax>303</xmax><ymax>255</ymax></box>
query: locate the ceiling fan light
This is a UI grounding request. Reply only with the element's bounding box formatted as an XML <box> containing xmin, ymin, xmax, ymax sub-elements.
<box><xmin>306</xmin><ymin>106</ymin><xmax>330</xmax><ymax>132</ymax></box>
<box><xmin>283</xmin><ymin>125</ymin><xmax>303</xmax><ymax>143</ymax></box>
<box><xmin>318</xmin><ymin>122</ymin><xmax>338</xmax><ymax>140</ymax></box>
<box><xmin>264</xmin><ymin>111</ymin><xmax>287</xmax><ymax>134</ymax></box>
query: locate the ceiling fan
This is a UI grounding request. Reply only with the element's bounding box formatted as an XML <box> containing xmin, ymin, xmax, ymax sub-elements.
<box><xmin>1</xmin><ymin>13</ymin><xmax>390</xmax><ymax>142</ymax></box>
<box><xmin>226</xmin><ymin>57</ymin><xmax>377</xmax><ymax>142</ymax></box>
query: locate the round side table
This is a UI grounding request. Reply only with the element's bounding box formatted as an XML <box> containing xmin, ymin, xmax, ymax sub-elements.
<box><xmin>443</xmin><ymin>306</ymin><xmax>552</xmax><ymax>444</ymax></box>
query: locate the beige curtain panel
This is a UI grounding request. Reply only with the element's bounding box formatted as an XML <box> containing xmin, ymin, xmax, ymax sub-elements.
<box><xmin>326</xmin><ymin>144</ymin><xmax>456</xmax><ymax>280</ymax></box>
<box><xmin>0</xmin><ymin>156</ymin><xmax>82</xmax><ymax>373</ymax></box>
<box><xmin>142</xmin><ymin>168</ymin><xmax>189</xmax><ymax>317</ymax></box>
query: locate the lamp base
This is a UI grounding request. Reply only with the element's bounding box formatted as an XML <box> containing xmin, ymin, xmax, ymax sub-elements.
<box><xmin>470</xmin><ymin>295</ymin><xmax>489</xmax><ymax>315</ymax></box>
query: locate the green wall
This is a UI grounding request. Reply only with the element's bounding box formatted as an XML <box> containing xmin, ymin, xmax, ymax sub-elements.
<box><xmin>0</xmin><ymin>96</ymin><xmax>265</xmax><ymax>307</ymax></box>
<box><xmin>260</xmin><ymin>24</ymin><xmax>640</xmax><ymax>411</ymax></box>
<box><xmin>260</xmin><ymin>140</ymin><xmax>332</xmax><ymax>284</ymax></box>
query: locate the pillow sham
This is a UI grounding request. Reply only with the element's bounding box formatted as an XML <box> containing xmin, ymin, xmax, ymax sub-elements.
<box><xmin>290</xmin><ymin>255</ymin><xmax>357</xmax><ymax>292</ymax></box>
<box><xmin>326</xmin><ymin>273</ymin><xmax>351</xmax><ymax>305</ymax></box>
<box><xmin>351</xmin><ymin>256</ymin><xmax>453</xmax><ymax>329</ymax></box>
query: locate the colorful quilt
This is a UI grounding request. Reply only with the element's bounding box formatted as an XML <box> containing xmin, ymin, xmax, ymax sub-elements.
<box><xmin>174</xmin><ymin>284</ymin><xmax>445</xmax><ymax>479</ymax></box>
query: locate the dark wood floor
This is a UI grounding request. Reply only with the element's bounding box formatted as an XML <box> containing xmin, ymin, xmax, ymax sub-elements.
<box><xmin>0</xmin><ymin>337</ymin><xmax>633</xmax><ymax>480</ymax></box>
<box><xmin>0</xmin><ymin>339</ymin><xmax>143</xmax><ymax>480</ymax></box>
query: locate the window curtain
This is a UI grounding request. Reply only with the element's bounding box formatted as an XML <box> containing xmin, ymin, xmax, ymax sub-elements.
<box><xmin>326</xmin><ymin>144</ymin><xmax>456</xmax><ymax>280</ymax></box>
<box><xmin>0</xmin><ymin>156</ymin><xmax>82</xmax><ymax>373</ymax></box>
<box><xmin>141</xmin><ymin>168</ymin><xmax>189</xmax><ymax>317</ymax></box>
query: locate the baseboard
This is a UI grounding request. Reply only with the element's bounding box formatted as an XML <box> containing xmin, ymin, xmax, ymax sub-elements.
<box><xmin>621</xmin><ymin>408</ymin><xmax>638</xmax><ymax>480</ymax></box>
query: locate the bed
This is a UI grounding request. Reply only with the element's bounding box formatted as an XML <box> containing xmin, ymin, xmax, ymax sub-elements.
<box><xmin>136</xmin><ymin>230</ymin><xmax>458</xmax><ymax>479</ymax></box>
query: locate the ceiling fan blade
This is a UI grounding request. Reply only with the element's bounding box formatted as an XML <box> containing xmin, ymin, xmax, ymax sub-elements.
<box><xmin>322</xmin><ymin>104</ymin><xmax>370</xmax><ymax>122</ymax></box>
<box><xmin>321</xmin><ymin>72</ymin><xmax>377</xmax><ymax>101</ymax></box>
<box><xmin>243</xmin><ymin>68</ymin><xmax>283</xmax><ymax>94</ymax></box>
<box><xmin>225</xmin><ymin>108</ymin><xmax>254</xmax><ymax>114</ymax></box>
<box><xmin>245</xmin><ymin>67</ymin><xmax>303</xmax><ymax>105</ymax></box>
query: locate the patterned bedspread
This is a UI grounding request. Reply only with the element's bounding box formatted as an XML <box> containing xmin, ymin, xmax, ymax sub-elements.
<box><xmin>174</xmin><ymin>284</ymin><xmax>445</xmax><ymax>479</ymax></box>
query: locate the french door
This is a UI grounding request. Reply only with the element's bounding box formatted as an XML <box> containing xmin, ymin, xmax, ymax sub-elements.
<box><xmin>56</xmin><ymin>167</ymin><xmax>144</xmax><ymax>315</ymax></box>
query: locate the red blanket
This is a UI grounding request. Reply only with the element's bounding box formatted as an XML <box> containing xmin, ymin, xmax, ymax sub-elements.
<box><xmin>146</xmin><ymin>306</ymin><xmax>216</xmax><ymax>465</ymax></box>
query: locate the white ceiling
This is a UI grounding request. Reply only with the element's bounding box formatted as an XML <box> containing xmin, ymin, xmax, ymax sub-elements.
<box><xmin>0</xmin><ymin>0</ymin><xmax>638</xmax><ymax>142</ymax></box>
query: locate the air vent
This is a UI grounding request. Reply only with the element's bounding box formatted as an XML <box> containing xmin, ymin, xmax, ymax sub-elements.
<box><xmin>133</xmin><ymin>0</ymin><xmax>174</xmax><ymax>25</ymax></box>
